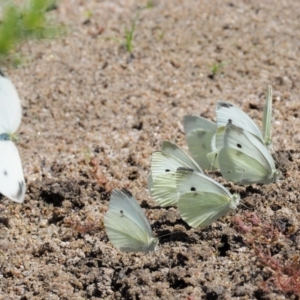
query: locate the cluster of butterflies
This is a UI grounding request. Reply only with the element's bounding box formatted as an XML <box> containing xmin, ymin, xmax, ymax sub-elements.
<box><xmin>104</xmin><ymin>86</ymin><xmax>282</xmax><ymax>253</ymax></box>
<box><xmin>0</xmin><ymin>71</ymin><xmax>280</xmax><ymax>253</ymax></box>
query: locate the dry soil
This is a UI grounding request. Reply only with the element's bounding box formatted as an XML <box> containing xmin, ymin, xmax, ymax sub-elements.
<box><xmin>1</xmin><ymin>0</ymin><xmax>300</xmax><ymax>299</ymax></box>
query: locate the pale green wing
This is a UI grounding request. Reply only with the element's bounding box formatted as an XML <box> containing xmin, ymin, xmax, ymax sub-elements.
<box><xmin>147</xmin><ymin>172</ymin><xmax>154</xmax><ymax>191</ymax></box>
<box><xmin>161</xmin><ymin>141</ymin><xmax>203</xmax><ymax>173</ymax></box>
<box><xmin>175</xmin><ymin>168</ymin><xmax>240</xmax><ymax>227</ymax></box>
<box><xmin>150</xmin><ymin>141</ymin><xmax>203</xmax><ymax>179</ymax></box>
<box><xmin>175</xmin><ymin>167</ymin><xmax>231</xmax><ymax>197</ymax></box>
<box><xmin>216</xmin><ymin>101</ymin><xmax>264</xmax><ymax>143</ymax></box>
<box><xmin>150</xmin><ymin>151</ymin><xmax>193</xmax><ymax>179</ymax></box>
<box><xmin>178</xmin><ymin>191</ymin><xmax>234</xmax><ymax>228</ymax></box>
<box><xmin>149</xmin><ymin>142</ymin><xmax>203</xmax><ymax>207</ymax></box>
<box><xmin>104</xmin><ymin>189</ymin><xmax>158</xmax><ymax>253</ymax></box>
<box><xmin>218</xmin><ymin>148</ymin><xmax>275</xmax><ymax>184</ymax></box>
<box><xmin>183</xmin><ymin>115</ymin><xmax>217</xmax><ymax>134</ymax></box>
<box><xmin>218</xmin><ymin>121</ymin><xmax>278</xmax><ymax>184</ymax></box>
<box><xmin>207</xmin><ymin>126</ymin><xmax>226</xmax><ymax>169</ymax></box>
<box><xmin>207</xmin><ymin>151</ymin><xmax>219</xmax><ymax>169</ymax></box>
<box><xmin>223</xmin><ymin>121</ymin><xmax>274</xmax><ymax>169</ymax></box>
<box><xmin>213</xmin><ymin>126</ymin><xmax>226</xmax><ymax>150</ymax></box>
<box><xmin>151</xmin><ymin>172</ymin><xmax>178</xmax><ymax>207</ymax></box>
<box><xmin>183</xmin><ymin>115</ymin><xmax>217</xmax><ymax>169</ymax></box>
<box><xmin>262</xmin><ymin>85</ymin><xmax>273</xmax><ymax>149</ymax></box>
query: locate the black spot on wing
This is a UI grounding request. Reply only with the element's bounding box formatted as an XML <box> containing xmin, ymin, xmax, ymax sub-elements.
<box><xmin>165</xmin><ymin>169</ymin><xmax>170</xmax><ymax>172</ymax></box>
<box><xmin>237</xmin><ymin>143</ymin><xmax>242</xmax><ymax>148</ymax></box>
<box><xmin>190</xmin><ymin>187</ymin><xmax>196</xmax><ymax>191</ymax></box>
<box><xmin>219</xmin><ymin>102</ymin><xmax>233</xmax><ymax>108</ymax></box>
<box><xmin>121</xmin><ymin>188</ymin><xmax>132</xmax><ymax>198</ymax></box>
<box><xmin>14</xmin><ymin>181</ymin><xmax>25</xmax><ymax>200</ymax></box>
<box><xmin>177</xmin><ymin>167</ymin><xmax>194</xmax><ymax>172</ymax></box>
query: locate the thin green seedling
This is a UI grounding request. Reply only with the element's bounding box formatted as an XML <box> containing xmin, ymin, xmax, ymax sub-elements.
<box><xmin>210</xmin><ymin>61</ymin><xmax>226</xmax><ymax>77</ymax></box>
<box><xmin>124</xmin><ymin>11</ymin><xmax>140</xmax><ymax>53</ymax></box>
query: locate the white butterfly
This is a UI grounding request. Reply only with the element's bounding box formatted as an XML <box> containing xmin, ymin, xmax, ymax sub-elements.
<box><xmin>183</xmin><ymin>115</ymin><xmax>217</xmax><ymax>169</ymax></box>
<box><xmin>148</xmin><ymin>141</ymin><xmax>203</xmax><ymax>207</ymax></box>
<box><xmin>183</xmin><ymin>86</ymin><xmax>274</xmax><ymax>170</ymax></box>
<box><xmin>104</xmin><ymin>188</ymin><xmax>158</xmax><ymax>253</ymax></box>
<box><xmin>176</xmin><ymin>167</ymin><xmax>240</xmax><ymax>228</ymax></box>
<box><xmin>216</xmin><ymin>119</ymin><xmax>280</xmax><ymax>184</ymax></box>
<box><xmin>216</xmin><ymin>101</ymin><xmax>264</xmax><ymax>144</ymax></box>
<box><xmin>0</xmin><ymin>71</ymin><xmax>25</xmax><ymax>203</ymax></box>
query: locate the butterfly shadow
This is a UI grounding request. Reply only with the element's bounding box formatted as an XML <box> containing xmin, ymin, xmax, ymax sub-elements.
<box><xmin>153</xmin><ymin>219</ymin><xmax>199</xmax><ymax>245</ymax></box>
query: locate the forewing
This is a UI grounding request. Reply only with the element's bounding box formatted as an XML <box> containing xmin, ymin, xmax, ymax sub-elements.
<box><xmin>0</xmin><ymin>73</ymin><xmax>22</xmax><ymax>134</ymax></box>
<box><xmin>0</xmin><ymin>141</ymin><xmax>25</xmax><ymax>203</ymax></box>
<box><xmin>216</xmin><ymin>101</ymin><xmax>263</xmax><ymax>142</ymax></box>
<box><xmin>104</xmin><ymin>189</ymin><xmax>157</xmax><ymax>252</ymax></box>
<box><xmin>161</xmin><ymin>141</ymin><xmax>203</xmax><ymax>173</ymax></box>
<box><xmin>151</xmin><ymin>149</ymin><xmax>202</xmax><ymax>180</ymax></box>
<box><xmin>183</xmin><ymin>115</ymin><xmax>217</xmax><ymax>135</ymax></box>
<box><xmin>175</xmin><ymin>168</ymin><xmax>231</xmax><ymax>198</ymax></box>
<box><xmin>223</xmin><ymin>122</ymin><xmax>275</xmax><ymax>172</ymax></box>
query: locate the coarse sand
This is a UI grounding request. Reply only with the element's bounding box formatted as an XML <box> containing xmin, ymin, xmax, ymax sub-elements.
<box><xmin>1</xmin><ymin>0</ymin><xmax>300</xmax><ymax>299</ymax></box>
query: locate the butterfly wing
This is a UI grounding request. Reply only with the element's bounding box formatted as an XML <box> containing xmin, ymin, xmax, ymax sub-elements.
<box><xmin>0</xmin><ymin>72</ymin><xmax>22</xmax><ymax>134</ymax></box>
<box><xmin>207</xmin><ymin>126</ymin><xmax>227</xmax><ymax>169</ymax></box>
<box><xmin>104</xmin><ymin>189</ymin><xmax>158</xmax><ymax>253</ymax></box>
<box><xmin>149</xmin><ymin>151</ymin><xmax>184</xmax><ymax>206</ymax></box>
<box><xmin>216</xmin><ymin>101</ymin><xmax>264</xmax><ymax>142</ymax></box>
<box><xmin>150</xmin><ymin>141</ymin><xmax>203</xmax><ymax>179</ymax></box>
<box><xmin>175</xmin><ymin>167</ymin><xmax>230</xmax><ymax>196</ymax></box>
<box><xmin>183</xmin><ymin>115</ymin><xmax>216</xmax><ymax>135</ymax></box>
<box><xmin>150</xmin><ymin>172</ymin><xmax>178</xmax><ymax>206</ymax></box>
<box><xmin>178</xmin><ymin>192</ymin><xmax>234</xmax><ymax>228</ymax></box>
<box><xmin>183</xmin><ymin>115</ymin><xmax>217</xmax><ymax>169</ymax></box>
<box><xmin>218</xmin><ymin>121</ymin><xmax>278</xmax><ymax>184</ymax></box>
<box><xmin>262</xmin><ymin>85</ymin><xmax>273</xmax><ymax>148</ymax></box>
<box><xmin>161</xmin><ymin>141</ymin><xmax>203</xmax><ymax>173</ymax></box>
<box><xmin>149</xmin><ymin>141</ymin><xmax>203</xmax><ymax>206</ymax></box>
<box><xmin>176</xmin><ymin>168</ymin><xmax>240</xmax><ymax>228</ymax></box>
<box><xmin>0</xmin><ymin>141</ymin><xmax>25</xmax><ymax>203</ymax></box>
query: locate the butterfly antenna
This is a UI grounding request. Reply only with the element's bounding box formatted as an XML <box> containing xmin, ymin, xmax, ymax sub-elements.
<box><xmin>240</xmin><ymin>201</ymin><xmax>250</xmax><ymax>210</ymax></box>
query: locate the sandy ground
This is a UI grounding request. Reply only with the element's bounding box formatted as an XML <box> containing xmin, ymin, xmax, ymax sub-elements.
<box><xmin>1</xmin><ymin>0</ymin><xmax>300</xmax><ymax>299</ymax></box>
